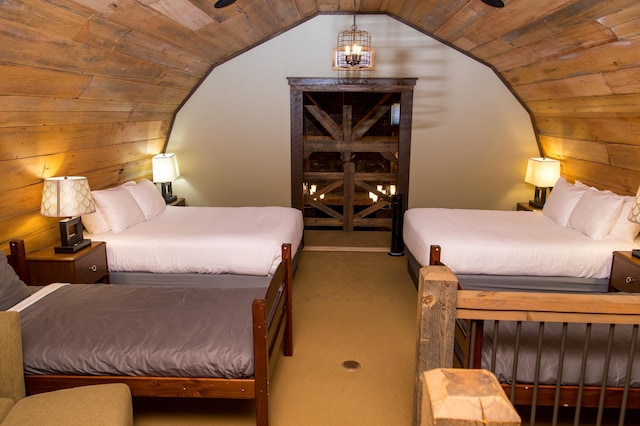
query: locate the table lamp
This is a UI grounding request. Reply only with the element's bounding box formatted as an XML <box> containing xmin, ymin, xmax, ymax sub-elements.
<box><xmin>628</xmin><ymin>184</ymin><xmax>640</xmax><ymax>258</ymax></box>
<box><xmin>152</xmin><ymin>153</ymin><xmax>180</xmax><ymax>203</ymax></box>
<box><xmin>41</xmin><ymin>176</ymin><xmax>96</xmax><ymax>253</ymax></box>
<box><xmin>524</xmin><ymin>157</ymin><xmax>560</xmax><ymax>208</ymax></box>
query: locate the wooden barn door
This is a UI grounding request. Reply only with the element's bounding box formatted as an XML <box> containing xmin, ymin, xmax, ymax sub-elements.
<box><xmin>288</xmin><ymin>78</ymin><xmax>416</xmax><ymax>231</ymax></box>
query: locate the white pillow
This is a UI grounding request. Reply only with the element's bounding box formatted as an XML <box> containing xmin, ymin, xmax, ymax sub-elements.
<box><xmin>124</xmin><ymin>179</ymin><xmax>166</xmax><ymax>219</ymax></box>
<box><xmin>567</xmin><ymin>188</ymin><xmax>624</xmax><ymax>239</ymax></box>
<box><xmin>81</xmin><ymin>181</ymin><xmax>135</xmax><ymax>234</ymax></box>
<box><xmin>574</xmin><ymin>181</ymin><xmax>640</xmax><ymax>241</ymax></box>
<box><xmin>91</xmin><ymin>185</ymin><xmax>146</xmax><ymax>233</ymax></box>
<box><xmin>607</xmin><ymin>197</ymin><xmax>640</xmax><ymax>241</ymax></box>
<box><xmin>542</xmin><ymin>177</ymin><xmax>586</xmax><ymax>226</ymax></box>
<box><xmin>81</xmin><ymin>209</ymin><xmax>110</xmax><ymax>234</ymax></box>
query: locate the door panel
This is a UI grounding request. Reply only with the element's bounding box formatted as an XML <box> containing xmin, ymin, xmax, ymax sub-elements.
<box><xmin>288</xmin><ymin>78</ymin><xmax>416</xmax><ymax>231</ymax></box>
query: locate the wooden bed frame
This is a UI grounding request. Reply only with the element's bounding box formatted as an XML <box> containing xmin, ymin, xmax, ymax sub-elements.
<box><xmin>8</xmin><ymin>239</ymin><xmax>293</xmax><ymax>426</ymax></box>
<box><xmin>415</xmin><ymin>261</ymin><xmax>640</xmax><ymax>425</ymax></box>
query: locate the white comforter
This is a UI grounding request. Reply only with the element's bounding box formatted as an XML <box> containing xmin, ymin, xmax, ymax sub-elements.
<box><xmin>91</xmin><ymin>206</ymin><xmax>304</xmax><ymax>276</ymax></box>
<box><xmin>403</xmin><ymin>208</ymin><xmax>640</xmax><ymax>278</ymax></box>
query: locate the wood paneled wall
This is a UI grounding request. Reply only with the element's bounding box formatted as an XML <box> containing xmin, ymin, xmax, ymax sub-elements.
<box><xmin>2</xmin><ymin>0</ymin><xmax>640</xmax><ymax>253</ymax></box>
<box><xmin>0</xmin><ymin>3</ymin><xmax>181</xmax><ymax>252</ymax></box>
<box><xmin>411</xmin><ymin>0</ymin><xmax>640</xmax><ymax>197</ymax></box>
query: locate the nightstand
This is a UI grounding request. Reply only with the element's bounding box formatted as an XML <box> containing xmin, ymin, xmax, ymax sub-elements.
<box><xmin>517</xmin><ymin>202</ymin><xmax>541</xmax><ymax>212</ymax></box>
<box><xmin>27</xmin><ymin>241</ymin><xmax>109</xmax><ymax>286</ymax></box>
<box><xmin>609</xmin><ymin>251</ymin><xmax>640</xmax><ymax>293</ymax></box>
<box><xmin>167</xmin><ymin>197</ymin><xmax>186</xmax><ymax>206</ymax></box>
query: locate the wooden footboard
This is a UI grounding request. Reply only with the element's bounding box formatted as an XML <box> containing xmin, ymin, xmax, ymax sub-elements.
<box><xmin>415</xmin><ymin>264</ymin><xmax>640</xmax><ymax>425</ymax></box>
<box><xmin>14</xmin><ymin>242</ymin><xmax>293</xmax><ymax>426</ymax></box>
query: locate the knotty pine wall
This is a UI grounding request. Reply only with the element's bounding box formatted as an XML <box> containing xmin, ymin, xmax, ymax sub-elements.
<box><xmin>425</xmin><ymin>0</ymin><xmax>640</xmax><ymax>197</ymax></box>
<box><xmin>0</xmin><ymin>3</ymin><xmax>191</xmax><ymax>253</ymax></box>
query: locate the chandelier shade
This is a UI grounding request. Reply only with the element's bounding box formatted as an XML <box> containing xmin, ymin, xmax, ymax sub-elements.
<box><xmin>333</xmin><ymin>3</ymin><xmax>374</xmax><ymax>70</ymax></box>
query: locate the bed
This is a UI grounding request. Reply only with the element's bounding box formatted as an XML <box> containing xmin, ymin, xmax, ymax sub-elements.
<box><xmin>415</xmin><ymin>264</ymin><xmax>640</xmax><ymax>425</ymax></box>
<box><xmin>3</xmin><ymin>239</ymin><xmax>293</xmax><ymax>426</ymax></box>
<box><xmin>404</xmin><ymin>178</ymin><xmax>640</xmax><ymax>292</ymax></box>
<box><xmin>80</xmin><ymin>179</ymin><xmax>304</xmax><ymax>287</ymax></box>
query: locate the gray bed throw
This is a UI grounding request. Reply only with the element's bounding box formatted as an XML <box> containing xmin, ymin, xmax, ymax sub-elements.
<box><xmin>19</xmin><ymin>284</ymin><xmax>266</xmax><ymax>379</ymax></box>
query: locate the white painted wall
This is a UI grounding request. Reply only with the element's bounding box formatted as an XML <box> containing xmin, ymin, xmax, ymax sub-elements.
<box><xmin>168</xmin><ymin>15</ymin><xmax>539</xmax><ymax>210</ymax></box>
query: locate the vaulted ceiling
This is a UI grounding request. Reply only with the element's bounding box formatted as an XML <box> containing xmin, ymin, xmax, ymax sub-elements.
<box><xmin>2</xmin><ymin>0</ymin><xmax>640</xmax><ymax>251</ymax></box>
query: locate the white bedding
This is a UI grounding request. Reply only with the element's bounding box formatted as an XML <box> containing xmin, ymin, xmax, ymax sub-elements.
<box><xmin>90</xmin><ymin>206</ymin><xmax>304</xmax><ymax>276</ymax></box>
<box><xmin>403</xmin><ymin>208</ymin><xmax>640</xmax><ymax>279</ymax></box>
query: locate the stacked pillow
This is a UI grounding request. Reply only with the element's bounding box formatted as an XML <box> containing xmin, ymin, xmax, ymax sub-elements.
<box><xmin>82</xmin><ymin>179</ymin><xmax>167</xmax><ymax>234</ymax></box>
<box><xmin>542</xmin><ymin>177</ymin><xmax>640</xmax><ymax>241</ymax></box>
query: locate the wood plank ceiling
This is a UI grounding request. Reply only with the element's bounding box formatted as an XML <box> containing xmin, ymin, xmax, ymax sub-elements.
<box><xmin>1</xmin><ymin>0</ymin><xmax>640</xmax><ymax>252</ymax></box>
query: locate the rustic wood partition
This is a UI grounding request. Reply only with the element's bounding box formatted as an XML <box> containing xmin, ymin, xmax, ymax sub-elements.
<box><xmin>415</xmin><ymin>265</ymin><xmax>640</xmax><ymax>426</ymax></box>
<box><xmin>288</xmin><ymin>77</ymin><xmax>416</xmax><ymax>231</ymax></box>
<box><xmin>2</xmin><ymin>1</ymin><xmax>640</xmax><ymax>253</ymax></box>
<box><xmin>421</xmin><ymin>369</ymin><xmax>521</xmax><ymax>426</ymax></box>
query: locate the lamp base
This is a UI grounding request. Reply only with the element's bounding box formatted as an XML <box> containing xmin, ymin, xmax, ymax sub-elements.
<box><xmin>529</xmin><ymin>187</ymin><xmax>548</xmax><ymax>209</ymax></box>
<box><xmin>161</xmin><ymin>182</ymin><xmax>177</xmax><ymax>203</ymax></box>
<box><xmin>54</xmin><ymin>238</ymin><xmax>92</xmax><ymax>254</ymax></box>
<box><xmin>528</xmin><ymin>199</ymin><xmax>545</xmax><ymax>209</ymax></box>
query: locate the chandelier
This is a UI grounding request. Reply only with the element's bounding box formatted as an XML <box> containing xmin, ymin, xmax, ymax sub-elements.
<box><xmin>333</xmin><ymin>2</ymin><xmax>374</xmax><ymax>70</ymax></box>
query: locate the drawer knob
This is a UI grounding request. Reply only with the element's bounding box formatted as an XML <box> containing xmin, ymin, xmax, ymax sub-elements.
<box><xmin>89</xmin><ymin>265</ymin><xmax>98</xmax><ymax>272</ymax></box>
<box><xmin>626</xmin><ymin>276</ymin><xmax>635</xmax><ymax>284</ymax></box>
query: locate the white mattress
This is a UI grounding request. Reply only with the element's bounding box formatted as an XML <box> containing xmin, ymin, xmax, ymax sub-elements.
<box><xmin>90</xmin><ymin>206</ymin><xmax>304</xmax><ymax>276</ymax></box>
<box><xmin>403</xmin><ymin>208</ymin><xmax>640</xmax><ymax>279</ymax></box>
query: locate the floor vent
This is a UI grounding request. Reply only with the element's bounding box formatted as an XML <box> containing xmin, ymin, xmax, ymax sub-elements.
<box><xmin>342</xmin><ymin>360</ymin><xmax>361</xmax><ymax>370</ymax></box>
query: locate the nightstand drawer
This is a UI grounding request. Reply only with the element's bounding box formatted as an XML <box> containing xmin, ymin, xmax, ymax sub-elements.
<box><xmin>74</xmin><ymin>245</ymin><xmax>108</xmax><ymax>283</ymax></box>
<box><xmin>609</xmin><ymin>251</ymin><xmax>640</xmax><ymax>293</ymax></box>
<box><xmin>27</xmin><ymin>241</ymin><xmax>108</xmax><ymax>285</ymax></box>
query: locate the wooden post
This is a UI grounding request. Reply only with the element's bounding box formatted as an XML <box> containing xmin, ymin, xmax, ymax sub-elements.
<box><xmin>414</xmin><ymin>265</ymin><xmax>459</xmax><ymax>425</ymax></box>
<box><xmin>421</xmin><ymin>369</ymin><xmax>521</xmax><ymax>426</ymax></box>
<box><xmin>343</xmin><ymin>161</ymin><xmax>354</xmax><ymax>232</ymax></box>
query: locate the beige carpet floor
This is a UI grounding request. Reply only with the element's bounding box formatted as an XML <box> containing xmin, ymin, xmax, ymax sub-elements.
<box><xmin>133</xmin><ymin>231</ymin><xmax>417</xmax><ymax>425</ymax></box>
<box><xmin>302</xmin><ymin>230</ymin><xmax>392</xmax><ymax>252</ymax></box>
<box><xmin>130</xmin><ymin>229</ymin><xmax>635</xmax><ymax>425</ymax></box>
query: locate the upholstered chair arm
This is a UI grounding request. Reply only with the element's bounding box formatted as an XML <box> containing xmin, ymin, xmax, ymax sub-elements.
<box><xmin>0</xmin><ymin>312</ymin><xmax>26</xmax><ymax>403</ymax></box>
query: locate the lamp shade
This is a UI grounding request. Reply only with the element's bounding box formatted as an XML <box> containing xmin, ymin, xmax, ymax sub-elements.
<box><xmin>41</xmin><ymin>176</ymin><xmax>96</xmax><ymax>218</ymax></box>
<box><xmin>152</xmin><ymin>153</ymin><xmax>180</xmax><ymax>183</ymax></box>
<box><xmin>524</xmin><ymin>157</ymin><xmax>561</xmax><ymax>188</ymax></box>
<box><xmin>628</xmin><ymin>185</ymin><xmax>640</xmax><ymax>224</ymax></box>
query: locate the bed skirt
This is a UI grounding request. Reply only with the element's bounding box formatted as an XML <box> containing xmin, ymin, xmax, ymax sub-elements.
<box><xmin>406</xmin><ymin>249</ymin><xmax>609</xmax><ymax>293</ymax></box>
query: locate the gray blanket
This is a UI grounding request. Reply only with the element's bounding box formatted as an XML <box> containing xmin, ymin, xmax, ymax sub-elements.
<box><xmin>483</xmin><ymin>321</ymin><xmax>640</xmax><ymax>387</ymax></box>
<box><xmin>20</xmin><ymin>284</ymin><xmax>266</xmax><ymax>379</ymax></box>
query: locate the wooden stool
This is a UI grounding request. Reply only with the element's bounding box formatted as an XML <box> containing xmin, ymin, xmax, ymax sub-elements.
<box><xmin>421</xmin><ymin>368</ymin><xmax>520</xmax><ymax>426</ymax></box>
